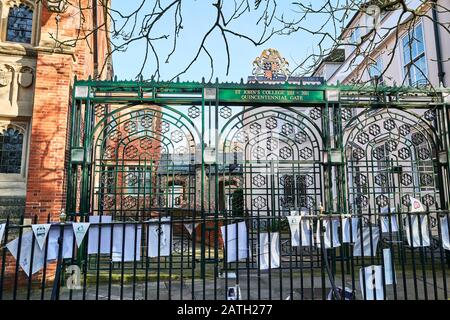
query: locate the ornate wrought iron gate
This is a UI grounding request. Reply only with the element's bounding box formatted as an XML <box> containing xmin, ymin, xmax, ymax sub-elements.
<box><xmin>64</xmin><ymin>80</ymin><xmax>450</xmax><ymax>300</ymax></box>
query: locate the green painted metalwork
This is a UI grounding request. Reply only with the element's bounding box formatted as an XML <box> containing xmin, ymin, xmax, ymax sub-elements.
<box><xmin>68</xmin><ymin>78</ymin><xmax>450</xmax><ymax>286</ymax></box>
<box><xmin>218</xmin><ymin>88</ymin><xmax>324</xmax><ymax>103</ymax></box>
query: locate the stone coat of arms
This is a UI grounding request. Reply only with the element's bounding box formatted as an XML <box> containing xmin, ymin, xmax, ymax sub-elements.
<box><xmin>252</xmin><ymin>49</ymin><xmax>291</xmax><ymax>80</ymax></box>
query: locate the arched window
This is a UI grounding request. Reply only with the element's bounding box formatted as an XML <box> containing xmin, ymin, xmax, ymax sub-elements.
<box><xmin>6</xmin><ymin>4</ymin><xmax>33</xmax><ymax>44</ymax></box>
<box><xmin>0</xmin><ymin>125</ymin><xmax>24</xmax><ymax>174</ymax></box>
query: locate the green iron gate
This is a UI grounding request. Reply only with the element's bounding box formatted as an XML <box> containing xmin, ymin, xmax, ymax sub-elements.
<box><xmin>65</xmin><ymin>80</ymin><xmax>450</xmax><ymax>300</ymax></box>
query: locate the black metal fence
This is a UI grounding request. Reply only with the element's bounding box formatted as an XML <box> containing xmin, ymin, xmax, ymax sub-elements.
<box><xmin>1</xmin><ymin>210</ymin><xmax>449</xmax><ymax>300</ymax></box>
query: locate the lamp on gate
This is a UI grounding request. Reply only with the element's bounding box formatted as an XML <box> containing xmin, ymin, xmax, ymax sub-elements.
<box><xmin>45</xmin><ymin>0</ymin><xmax>69</xmax><ymax>13</ymax></box>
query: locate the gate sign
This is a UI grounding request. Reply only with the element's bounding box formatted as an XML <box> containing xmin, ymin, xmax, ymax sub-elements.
<box><xmin>219</xmin><ymin>89</ymin><xmax>324</xmax><ymax>104</ymax></box>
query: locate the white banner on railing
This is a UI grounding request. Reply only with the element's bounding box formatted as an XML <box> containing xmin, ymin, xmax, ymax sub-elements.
<box><xmin>31</xmin><ymin>224</ymin><xmax>51</xmax><ymax>250</ymax></box>
<box><xmin>6</xmin><ymin>231</ymin><xmax>46</xmax><ymax>277</ymax></box>
<box><xmin>405</xmin><ymin>214</ymin><xmax>430</xmax><ymax>247</ymax></box>
<box><xmin>383</xmin><ymin>248</ymin><xmax>396</xmax><ymax>285</ymax></box>
<box><xmin>380</xmin><ymin>216</ymin><xmax>399</xmax><ymax>233</ymax></box>
<box><xmin>353</xmin><ymin>226</ymin><xmax>380</xmax><ymax>257</ymax></box>
<box><xmin>316</xmin><ymin>219</ymin><xmax>341</xmax><ymax>248</ymax></box>
<box><xmin>148</xmin><ymin>218</ymin><xmax>172</xmax><ymax>258</ymax></box>
<box><xmin>184</xmin><ymin>223</ymin><xmax>200</xmax><ymax>235</ymax></box>
<box><xmin>72</xmin><ymin>223</ymin><xmax>91</xmax><ymax>248</ymax></box>
<box><xmin>287</xmin><ymin>215</ymin><xmax>301</xmax><ymax>247</ymax></box>
<box><xmin>342</xmin><ymin>217</ymin><xmax>359</xmax><ymax>243</ymax></box>
<box><xmin>410</xmin><ymin>196</ymin><xmax>426</xmax><ymax>213</ymax></box>
<box><xmin>380</xmin><ymin>207</ymin><xmax>399</xmax><ymax>233</ymax></box>
<box><xmin>440</xmin><ymin>216</ymin><xmax>450</xmax><ymax>251</ymax></box>
<box><xmin>288</xmin><ymin>211</ymin><xmax>312</xmax><ymax>247</ymax></box>
<box><xmin>47</xmin><ymin>225</ymin><xmax>75</xmax><ymax>260</ymax></box>
<box><xmin>112</xmin><ymin>224</ymin><xmax>142</xmax><ymax>262</ymax></box>
<box><xmin>300</xmin><ymin>218</ymin><xmax>313</xmax><ymax>247</ymax></box>
<box><xmin>88</xmin><ymin>216</ymin><xmax>113</xmax><ymax>254</ymax></box>
<box><xmin>220</xmin><ymin>222</ymin><xmax>248</xmax><ymax>263</ymax></box>
<box><xmin>258</xmin><ymin>232</ymin><xmax>280</xmax><ymax>270</ymax></box>
<box><xmin>0</xmin><ymin>223</ymin><xmax>6</xmax><ymax>244</ymax></box>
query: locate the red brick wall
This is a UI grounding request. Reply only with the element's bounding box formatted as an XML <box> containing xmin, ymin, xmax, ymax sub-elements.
<box><xmin>2</xmin><ymin>1</ymin><xmax>110</xmax><ymax>289</ymax></box>
<box><xmin>25</xmin><ymin>1</ymin><xmax>110</xmax><ymax>221</ymax></box>
<box><xmin>25</xmin><ymin>53</ymin><xmax>74</xmax><ymax>222</ymax></box>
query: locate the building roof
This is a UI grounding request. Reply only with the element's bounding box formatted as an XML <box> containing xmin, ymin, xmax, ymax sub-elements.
<box><xmin>323</xmin><ymin>49</ymin><xmax>346</xmax><ymax>63</ymax></box>
<box><xmin>312</xmin><ymin>48</ymin><xmax>346</xmax><ymax>76</ymax></box>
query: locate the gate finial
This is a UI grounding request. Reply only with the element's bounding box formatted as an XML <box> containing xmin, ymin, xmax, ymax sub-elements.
<box><xmin>59</xmin><ymin>208</ymin><xmax>67</xmax><ymax>224</ymax></box>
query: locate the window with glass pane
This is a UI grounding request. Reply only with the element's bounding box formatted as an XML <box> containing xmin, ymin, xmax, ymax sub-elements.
<box><xmin>6</xmin><ymin>4</ymin><xmax>33</xmax><ymax>44</ymax></box>
<box><xmin>369</xmin><ymin>56</ymin><xmax>384</xmax><ymax>85</ymax></box>
<box><xmin>0</xmin><ymin>126</ymin><xmax>24</xmax><ymax>174</ymax></box>
<box><xmin>351</xmin><ymin>26</ymin><xmax>361</xmax><ymax>44</ymax></box>
<box><xmin>402</xmin><ymin>23</ymin><xmax>428</xmax><ymax>86</ymax></box>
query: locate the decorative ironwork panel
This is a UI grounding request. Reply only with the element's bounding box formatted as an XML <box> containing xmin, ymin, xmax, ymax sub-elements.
<box><xmin>64</xmin><ymin>80</ymin><xmax>450</xmax><ymax>301</ymax></box>
<box><xmin>345</xmin><ymin>108</ymin><xmax>441</xmax><ymax>214</ymax></box>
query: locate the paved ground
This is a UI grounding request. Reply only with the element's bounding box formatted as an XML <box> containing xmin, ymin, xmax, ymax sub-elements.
<box><xmin>3</xmin><ymin>270</ymin><xmax>449</xmax><ymax>300</ymax></box>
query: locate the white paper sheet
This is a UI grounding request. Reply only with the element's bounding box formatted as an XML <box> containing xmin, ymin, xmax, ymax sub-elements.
<box><xmin>31</xmin><ymin>224</ymin><xmax>52</xmax><ymax>250</ymax></box>
<box><xmin>380</xmin><ymin>208</ymin><xmax>399</xmax><ymax>233</ymax></box>
<box><xmin>0</xmin><ymin>223</ymin><xmax>6</xmax><ymax>244</ymax></box>
<box><xmin>342</xmin><ymin>217</ymin><xmax>360</xmax><ymax>243</ymax></box>
<box><xmin>342</xmin><ymin>218</ymin><xmax>359</xmax><ymax>243</ymax></box>
<box><xmin>405</xmin><ymin>214</ymin><xmax>430</xmax><ymax>247</ymax></box>
<box><xmin>440</xmin><ymin>216</ymin><xmax>450</xmax><ymax>251</ymax></box>
<box><xmin>293</xmin><ymin>211</ymin><xmax>313</xmax><ymax>246</ymax></box>
<box><xmin>410</xmin><ymin>196</ymin><xmax>425</xmax><ymax>213</ymax></box>
<box><xmin>47</xmin><ymin>225</ymin><xmax>75</xmax><ymax>260</ymax></box>
<box><xmin>258</xmin><ymin>232</ymin><xmax>280</xmax><ymax>270</ymax></box>
<box><xmin>353</xmin><ymin>226</ymin><xmax>380</xmax><ymax>257</ymax></box>
<box><xmin>360</xmin><ymin>266</ymin><xmax>384</xmax><ymax>300</ymax></box>
<box><xmin>72</xmin><ymin>223</ymin><xmax>90</xmax><ymax>248</ymax></box>
<box><xmin>111</xmin><ymin>224</ymin><xmax>142</xmax><ymax>262</ymax></box>
<box><xmin>6</xmin><ymin>231</ymin><xmax>46</xmax><ymax>277</ymax></box>
<box><xmin>88</xmin><ymin>216</ymin><xmax>113</xmax><ymax>254</ymax></box>
<box><xmin>148</xmin><ymin>218</ymin><xmax>172</xmax><ymax>258</ymax></box>
<box><xmin>383</xmin><ymin>248</ymin><xmax>396</xmax><ymax>285</ymax></box>
<box><xmin>380</xmin><ymin>216</ymin><xmax>399</xmax><ymax>233</ymax></box>
<box><xmin>300</xmin><ymin>218</ymin><xmax>313</xmax><ymax>246</ymax></box>
<box><xmin>316</xmin><ymin>219</ymin><xmax>341</xmax><ymax>248</ymax></box>
<box><xmin>220</xmin><ymin>222</ymin><xmax>248</xmax><ymax>262</ymax></box>
<box><xmin>342</xmin><ymin>218</ymin><xmax>351</xmax><ymax>243</ymax></box>
<box><xmin>286</xmin><ymin>215</ymin><xmax>301</xmax><ymax>247</ymax></box>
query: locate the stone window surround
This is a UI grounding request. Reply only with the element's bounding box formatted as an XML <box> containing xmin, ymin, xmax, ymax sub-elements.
<box><xmin>0</xmin><ymin>0</ymin><xmax>41</xmax><ymax>47</ymax></box>
<box><xmin>0</xmin><ymin>119</ymin><xmax>30</xmax><ymax>182</ymax></box>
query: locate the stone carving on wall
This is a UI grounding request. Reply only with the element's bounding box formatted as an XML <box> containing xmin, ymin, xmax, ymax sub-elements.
<box><xmin>0</xmin><ymin>120</ymin><xmax>26</xmax><ymax>135</ymax></box>
<box><xmin>18</xmin><ymin>66</ymin><xmax>34</xmax><ymax>88</ymax></box>
<box><xmin>0</xmin><ymin>63</ymin><xmax>35</xmax><ymax>115</ymax></box>
<box><xmin>0</xmin><ymin>64</ymin><xmax>14</xmax><ymax>88</ymax></box>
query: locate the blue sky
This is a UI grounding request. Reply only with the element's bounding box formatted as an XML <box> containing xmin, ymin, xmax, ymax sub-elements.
<box><xmin>111</xmin><ymin>1</ymin><xmax>340</xmax><ymax>82</ymax></box>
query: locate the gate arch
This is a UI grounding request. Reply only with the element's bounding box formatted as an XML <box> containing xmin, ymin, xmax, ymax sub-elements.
<box><xmin>219</xmin><ymin>106</ymin><xmax>324</xmax><ymax>217</ymax></box>
<box><xmin>91</xmin><ymin>104</ymin><xmax>201</xmax><ymax>220</ymax></box>
<box><xmin>344</xmin><ymin>108</ymin><xmax>443</xmax><ymax>214</ymax></box>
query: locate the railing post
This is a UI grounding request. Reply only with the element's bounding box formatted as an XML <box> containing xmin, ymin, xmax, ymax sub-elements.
<box><xmin>51</xmin><ymin>209</ymin><xmax>67</xmax><ymax>300</ymax></box>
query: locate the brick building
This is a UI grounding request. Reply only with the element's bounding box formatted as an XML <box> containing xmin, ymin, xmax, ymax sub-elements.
<box><xmin>0</xmin><ymin>0</ymin><xmax>112</xmax><ymax>222</ymax></box>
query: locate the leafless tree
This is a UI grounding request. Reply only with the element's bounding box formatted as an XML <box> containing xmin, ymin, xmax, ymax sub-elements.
<box><xmin>40</xmin><ymin>0</ymin><xmax>450</xmax><ymax>87</ymax></box>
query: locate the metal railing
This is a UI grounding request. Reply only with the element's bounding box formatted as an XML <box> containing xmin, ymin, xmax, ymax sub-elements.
<box><xmin>0</xmin><ymin>209</ymin><xmax>449</xmax><ymax>300</ymax></box>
